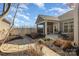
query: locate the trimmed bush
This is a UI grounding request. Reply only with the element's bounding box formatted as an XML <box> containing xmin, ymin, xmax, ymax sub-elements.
<box><xmin>26</xmin><ymin>33</ymin><xmax>45</xmax><ymax>39</ymax></box>
<box><xmin>53</xmin><ymin>38</ymin><xmax>72</xmax><ymax>49</ymax></box>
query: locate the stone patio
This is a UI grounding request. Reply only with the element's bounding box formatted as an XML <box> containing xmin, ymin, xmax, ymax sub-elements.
<box><xmin>46</xmin><ymin>34</ymin><xmax>59</xmax><ymax>40</ymax></box>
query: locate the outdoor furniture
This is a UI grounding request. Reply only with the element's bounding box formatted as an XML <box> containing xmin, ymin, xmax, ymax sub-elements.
<box><xmin>58</xmin><ymin>32</ymin><xmax>74</xmax><ymax>41</ymax></box>
<box><xmin>67</xmin><ymin>32</ymin><xmax>74</xmax><ymax>41</ymax></box>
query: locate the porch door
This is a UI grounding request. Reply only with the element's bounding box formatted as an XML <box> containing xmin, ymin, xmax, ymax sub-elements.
<box><xmin>53</xmin><ymin>24</ymin><xmax>58</xmax><ymax>34</ymax></box>
<box><xmin>47</xmin><ymin>24</ymin><xmax>53</xmax><ymax>34</ymax></box>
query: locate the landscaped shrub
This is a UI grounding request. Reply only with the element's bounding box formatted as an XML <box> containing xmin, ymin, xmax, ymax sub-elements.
<box><xmin>53</xmin><ymin>39</ymin><xmax>62</xmax><ymax>47</ymax></box>
<box><xmin>26</xmin><ymin>43</ymin><xmax>44</xmax><ymax>56</ymax></box>
<box><xmin>46</xmin><ymin>38</ymin><xmax>51</xmax><ymax>41</ymax></box>
<box><xmin>43</xmin><ymin>38</ymin><xmax>51</xmax><ymax>41</ymax></box>
<box><xmin>26</xmin><ymin>33</ymin><xmax>45</xmax><ymax>39</ymax></box>
<box><xmin>53</xmin><ymin>38</ymin><xmax>72</xmax><ymax>49</ymax></box>
<box><xmin>26</xmin><ymin>46</ymin><xmax>41</xmax><ymax>56</ymax></box>
<box><xmin>42</xmin><ymin>38</ymin><xmax>54</xmax><ymax>47</ymax></box>
<box><xmin>37</xmin><ymin>39</ymin><xmax>45</xmax><ymax>45</ymax></box>
<box><xmin>61</xmin><ymin>40</ymin><xmax>72</xmax><ymax>49</ymax></box>
<box><xmin>25</xmin><ymin>34</ymin><xmax>31</xmax><ymax>37</ymax></box>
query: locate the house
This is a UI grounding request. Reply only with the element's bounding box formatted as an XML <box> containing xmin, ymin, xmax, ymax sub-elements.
<box><xmin>36</xmin><ymin>3</ymin><xmax>79</xmax><ymax>45</ymax></box>
<box><xmin>36</xmin><ymin>10</ymin><xmax>74</xmax><ymax>36</ymax></box>
<box><xmin>0</xmin><ymin>19</ymin><xmax>11</xmax><ymax>40</ymax></box>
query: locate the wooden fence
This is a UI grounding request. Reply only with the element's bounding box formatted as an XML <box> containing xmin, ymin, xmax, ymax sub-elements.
<box><xmin>10</xmin><ymin>28</ymin><xmax>37</xmax><ymax>36</ymax></box>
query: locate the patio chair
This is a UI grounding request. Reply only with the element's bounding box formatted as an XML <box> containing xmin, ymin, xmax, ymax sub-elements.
<box><xmin>61</xmin><ymin>34</ymin><xmax>70</xmax><ymax>40</ymax></box>
<box><xmin>58</xmin><ymin>31</ymin><xmax>64</xmax><ymax>38</ymax></box>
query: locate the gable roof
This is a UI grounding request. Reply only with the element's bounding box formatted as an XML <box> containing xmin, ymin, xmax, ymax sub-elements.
<box><xmin>58</xmin><ymin>10</ymin><xmax>74</xmax><ymax>20</ymax></box>
<box><xmin>36</xmin><ymin>15</ymin><xmax>59</xmax><ymax>24</ymax></box>
<box><xmin>36</xmin><ymin>10</ymin><xmax>74</xmax><ymax>24</ymax></box>
<box><xmin>39</xmin><ymin>15</ymin><xmax>59</xmax><ymax>20</ymax></box>
<box><xmin>0</xmin><ymin>18</ymin><xmax>11</xmax><ymax>25</ymax></box>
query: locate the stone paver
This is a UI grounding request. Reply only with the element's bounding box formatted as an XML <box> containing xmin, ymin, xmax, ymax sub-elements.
<box><xmin>46</xmin><ymin>34</ymin><xmax>58</xmax><ymax>40</ymax></box>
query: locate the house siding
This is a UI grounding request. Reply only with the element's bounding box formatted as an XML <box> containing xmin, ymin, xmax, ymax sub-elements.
<box><xmin>0</xmin><ymin>20</ymin><xmax>10</xmax><ymax>40</ymax></box>
<box><xmin>58</xmin><ymin>10</ymin><xmax>74</xmax><ymax>21</ymax></box>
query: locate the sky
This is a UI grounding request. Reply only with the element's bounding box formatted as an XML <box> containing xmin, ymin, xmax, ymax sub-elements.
<box><xmin>0</xmin><ymin>3</ymin><xmax>72</xmax><ymax>28</ymax></box>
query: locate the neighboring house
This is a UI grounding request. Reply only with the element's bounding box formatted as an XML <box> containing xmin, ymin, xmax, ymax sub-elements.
<box><xmin>0</xmin><ymin>19</ymin><xmax>11</xmax><ymax>40</ymax></box>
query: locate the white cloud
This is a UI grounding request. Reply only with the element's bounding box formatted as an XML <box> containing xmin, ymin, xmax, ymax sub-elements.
<box><xmin>34</xmin><ymin>3</ymin><xmax>45</xmax><ymax>9</ymax></box>
<box><xmin>14</xmin><ymin>18</ymin><xmax>30</xmax><ymax>27</ymax></box>
<box><xmin>45</xmin><ymin>7</ymin><xmax>71</xmax><ymax>16</ymax></box>
<box><xmin>14</xmin><ymin>18</ymin><xmax>24</xmax><ymax>26</ymax></box>
<box><xmin>34</xmin><ymin>16</ymin><xmax>37</xmax><ymax>19</ymax></box>
<box><xmin>19</xmin><ymin>4</ymin><xmax>29</xmax><ymax>9</ymax></box>
<box><xmin>35</xmin><ymin>3</ymin><xmax>44</xmax><ymax>7</ymax></box>
<box><xmin>14</xmin><ymin>18</ymin><xmax>21</xmax><ymax>27</ymax></box>
<box><xmin>21</xmin><ymin>15</ymin><xmax>29</xmax><ymax>20</ymax></box>
<box><xmin>26</xmin><ymin>13</ymin><xmax>30</xmax><ymax>16</ymax></box>
<box><xmin>6</xmin><ymin>4</ymin><xmax>30</xmax><ymax>27</ymax></box>
<box><xmin>11</xmin><ymin>7</ymin><xmax>16</xmax><ymax>12</ymax></box>
<box><xmin>6</xmin><ymin>15</ymin><xmax>13</xmax><ymax>22</ymax></box>
<box><xmin>46</xmin><ymin>8</ymin><xmax>65</xmax><ymax>13</ymax></box>
<box><xmin>15</xmin><ymin>18</ymin><xmax>24</xmax><ymax>23</ymax></box>
<box><xmin>7</xmin><ymin>15</ymin><xmax>13</xmax><ymax>18</ymax></box>
<box><xmin>10</xmin><ymin>4</ymin><xmax>29</xmax><ymax>14</ymax></box>
<box><xmin>18</xmin><ymin>8</ymin><xmax>24</xmax><ymax>13</ymax></box>
<box><xmin>17</xmin><ymin>13</ymin><xmax>30</xmax><ymax>21</ymax></box>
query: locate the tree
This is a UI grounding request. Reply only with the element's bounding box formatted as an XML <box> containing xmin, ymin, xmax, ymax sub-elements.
<box><xmin>0</xmin><ymin>3</ymin><xmax>11</xmax><ymax>20</ymax></box>
<box><xmin>1</xmin><ymin>4</ymin><xmax>20</xmax><ymax>45</ymax></box>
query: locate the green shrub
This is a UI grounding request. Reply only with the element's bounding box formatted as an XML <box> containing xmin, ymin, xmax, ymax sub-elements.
<box><xmin>46</xmin><ymin>38</ymin><xmax>51</xmax><ymax>41</ymax></box>
<box><xmin>43</xmin><ymin>38</ymin><xmax>51</xmax><ymax>41</ymax></box>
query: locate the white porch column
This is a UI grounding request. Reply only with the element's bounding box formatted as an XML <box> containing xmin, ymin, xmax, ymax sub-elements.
<box><xmin>45</xmin><ymin>21</ymin><xmax>47</xmax><ymax>37</ymax></box>
<box><xmin>53</xmin><ymin>24</ymin><xmax>55</xmax><ymax>34</ymax></box>
<box><xmin>58</xmin><ymin>22</ymin><xmax>60</xmax><ymax>32</ymax></box>
<box><xmin>74</xmin><ymin>4</ymin><xmax>79</xmax><ymax>45</ymax></box>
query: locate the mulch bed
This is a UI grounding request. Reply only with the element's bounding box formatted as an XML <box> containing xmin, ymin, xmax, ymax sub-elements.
<box><xmin>25</xmin><ymin>33</ymin><xmax>45</xmax><ymax>39</ymax></box>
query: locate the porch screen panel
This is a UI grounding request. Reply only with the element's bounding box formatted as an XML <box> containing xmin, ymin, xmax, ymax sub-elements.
<box><xmin>69</xmin><ymin>22</ymin><xmax>74</xmax><ymax>32</ymax></box>
<box><xmin>64</xmin><ymin>23</ymin><xmax>68</xmax><ymax>33</ymax></box>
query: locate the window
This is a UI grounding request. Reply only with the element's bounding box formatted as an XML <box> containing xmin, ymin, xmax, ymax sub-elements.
<box><xmin>69</xmin><ymin>22</ymin><xmax>74</xmax><ymax>32</ymax></box>
<box><xmin>63</xmin><ymin>22</ymin><xmax>74</xmax><ymax>33</ymax></box>
<box><xmin>54</xmin><ymin>25</ymin><xmax>58</xmax><ymax>33</ymax></box>
<box><xmin>38</xmin><ymin>25</ymin><xmax>44</xmax><ymax>33</ymax></box>
<box><xmin>64</xmin><ymin>23</ymin><xmax>68</xmax><ymax>33</ymax></box>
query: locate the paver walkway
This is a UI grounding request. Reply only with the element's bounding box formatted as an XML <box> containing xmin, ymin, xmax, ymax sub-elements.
<box><xmin>46</xmin><ymin>34</ymin><xmax>58</xmax><ymax>40</ymax></box>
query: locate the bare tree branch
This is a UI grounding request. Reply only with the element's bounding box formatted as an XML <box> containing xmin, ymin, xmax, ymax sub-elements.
<box><xmin>1</xmin><ymin>4</ymin><xmax>20</xmax><ymax>45</ymax></box>
<box><xmin>0</xmin><ymin>3</ymin><xmax>11</xmax><ymax>20</ymax></box>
